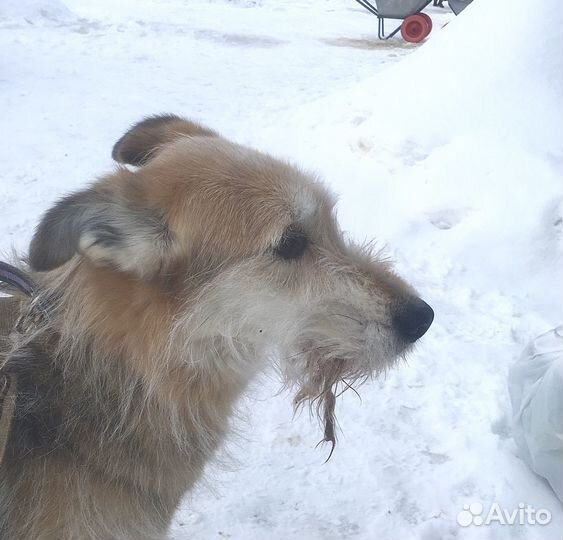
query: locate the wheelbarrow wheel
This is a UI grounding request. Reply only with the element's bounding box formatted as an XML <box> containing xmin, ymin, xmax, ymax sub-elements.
<box><xmin>401</xmin><ymin>14</ymin><xmax>431</xmax><ymax>43</ymax></box>
<box><xmin>419</xmin><ymin>12</ymin><xmax>433</xmax><ymax>32</ymax></box>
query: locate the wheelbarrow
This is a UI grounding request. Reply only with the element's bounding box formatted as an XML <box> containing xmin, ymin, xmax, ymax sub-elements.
<box><xmin>353</xmin><ymin>0</ymin><xmax>473</xmax><ymax>42</ymax></box>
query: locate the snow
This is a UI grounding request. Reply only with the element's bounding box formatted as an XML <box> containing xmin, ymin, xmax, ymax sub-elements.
<box><xmin>0</xmin><ymin>0</ymin><xmax>74</xmax><ymax>23</ymax></box>
<box><xmin>1</xmin><ymin>0</ymin><xmax>562</xmax><ymax>538</ymax></box>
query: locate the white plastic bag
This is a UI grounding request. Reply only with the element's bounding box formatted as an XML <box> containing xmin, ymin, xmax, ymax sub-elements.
<box><xmin>508</xmin><ymin>326</ymin><xmax>563</xmax><ymax>502</ymax></box>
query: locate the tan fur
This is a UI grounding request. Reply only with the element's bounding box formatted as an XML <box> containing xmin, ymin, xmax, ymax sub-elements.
<box><xmin>0</xmin><ymin>114</ymin><xmax>433</xmax><ymax>540</ymax></box>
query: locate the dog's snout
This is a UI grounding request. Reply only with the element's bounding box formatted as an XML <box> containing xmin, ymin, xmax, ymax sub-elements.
<box><xmin>393</xmin><ymin>299</ymin><xmax>434</xmax><ymax>343</ymax></box>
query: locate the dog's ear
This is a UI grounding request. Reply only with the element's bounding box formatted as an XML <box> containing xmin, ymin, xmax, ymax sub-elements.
<box><xmin>29</xmin><ymin>187</ymin><xmax>172</xmax><ymax>278</ymax></box>
<box><xmin>112</xmin><ymin>114</ymin><xmax>218</xmax><ymax>166</ymax></box>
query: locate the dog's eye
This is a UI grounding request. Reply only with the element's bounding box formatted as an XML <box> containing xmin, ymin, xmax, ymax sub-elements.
<box><xmin>274</xmin><ymin>227</ymin><xmax>308</xmax><ymax>261</ymax></box>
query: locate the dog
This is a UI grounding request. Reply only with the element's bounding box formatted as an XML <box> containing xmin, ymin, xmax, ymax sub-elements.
<box><xmin>0</xmin><ymin>114</ymin><xmax>434</xmax><ymax>540</ymax></box>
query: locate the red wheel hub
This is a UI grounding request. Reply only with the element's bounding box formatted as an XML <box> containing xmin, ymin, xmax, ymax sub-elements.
<box><xmin>401</xmin><ymin>14</ymin><xmax>432</xmax><ymax>43</ymax></box>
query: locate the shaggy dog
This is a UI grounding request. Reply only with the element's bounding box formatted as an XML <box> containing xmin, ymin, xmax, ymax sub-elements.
<box><xmin>0</xmin><ymin>115</ymin><xmax>433</xmax><ymax>540</ymax></box>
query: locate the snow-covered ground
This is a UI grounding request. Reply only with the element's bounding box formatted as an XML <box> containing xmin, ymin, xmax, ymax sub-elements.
<box><xmin>1</xmin><ymin>0</ymin><xmax>562</xmax><ymax>539</ymax></box>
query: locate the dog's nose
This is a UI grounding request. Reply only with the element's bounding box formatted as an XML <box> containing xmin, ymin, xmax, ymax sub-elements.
<box><xmin>393</xmin><ymin>299</ymin><xmax>434</xmax><ymax>343</ymax></box>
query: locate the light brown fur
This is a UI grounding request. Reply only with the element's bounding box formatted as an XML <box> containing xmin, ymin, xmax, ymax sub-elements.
<box><xmin>0</xmin><ymin>115</ymin><xmax>433</xmax><ymax>540</ymax></box>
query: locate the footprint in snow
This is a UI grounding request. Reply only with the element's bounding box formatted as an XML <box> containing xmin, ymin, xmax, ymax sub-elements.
<box><xmin>427</xmin><ymin>208</ymin><xmax>469</xmax><ymax>230</ymax></box>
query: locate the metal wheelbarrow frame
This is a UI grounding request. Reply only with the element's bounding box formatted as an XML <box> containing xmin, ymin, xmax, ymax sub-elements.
<box><xmin>353</xmin><ymin>0</ymin><xmax>433</xmax><ymax>40</ymax></box>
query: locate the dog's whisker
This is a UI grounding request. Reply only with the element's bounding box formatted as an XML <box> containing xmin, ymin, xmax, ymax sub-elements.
<box><xmin>334</xmin><ymin>378</ymin><xmax>362</xmax><ymax>401</ymax></box>
<box><xmin>328</xmin><ymin>313</ymin><xmax>365</xmax><ymax>326</ymax></box>
<box><xmin>278</xmin><ymin>344</ymin><xmax>335</xmax><ymax>363</ymax></box>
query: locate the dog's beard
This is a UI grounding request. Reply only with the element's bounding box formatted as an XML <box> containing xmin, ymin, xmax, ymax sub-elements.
<box><xmin>294</xmin><ymin>356</ymin><xmax>363</xmax><ymax>461</ymax></box>
<box><xmin>288</xmin><ymin>348</ymin><xmax>383</xmax><ymax>461</ymax></box>
<box><xmin>284</xmin><ymin>327</ymin><xmax>406</xmax><ymax>460</ymax></box>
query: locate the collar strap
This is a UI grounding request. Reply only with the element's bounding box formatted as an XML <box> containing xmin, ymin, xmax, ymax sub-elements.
<box><xmin>0</xmin><ymin>262</ymin><xmax>35</xmax><ymax>298</ymax></box>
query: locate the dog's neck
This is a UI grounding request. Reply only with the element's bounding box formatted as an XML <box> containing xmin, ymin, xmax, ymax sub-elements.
<box><xmin>28</xmin><ymin>262</ymin><xmax>260</xmax><ymax>498</ymax></box>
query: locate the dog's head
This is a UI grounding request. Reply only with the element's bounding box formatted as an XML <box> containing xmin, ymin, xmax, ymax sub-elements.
<box><xmin>29</xmin><ymin>115</ymin><xmax>433</xmax><ymax>449</ymax></box>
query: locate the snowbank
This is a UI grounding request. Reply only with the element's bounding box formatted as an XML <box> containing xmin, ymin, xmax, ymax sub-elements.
<box><xmin>0</xmin><ymin>0</ymin><xmax>75</xmax><ymax>24</ymax></box>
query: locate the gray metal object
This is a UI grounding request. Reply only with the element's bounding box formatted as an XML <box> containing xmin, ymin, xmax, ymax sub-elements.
<box><xmin>448</xmin><ymin>0</ymin><xmax>473</xmax><ymax>15</ymax></box>
<box><xmin>354</xmin><ymin>0</ymin><xmax>432</xmax><ymax>38</ymax></box>
<box><xmin>353</xmin><ymin>0</ymin><xmax>474</xmax><ymax>41</ymax></box>
<box><xmin>376</xmin><ymin>0</ymin><xmax>433</xmax><ymax>19</ymax></box>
